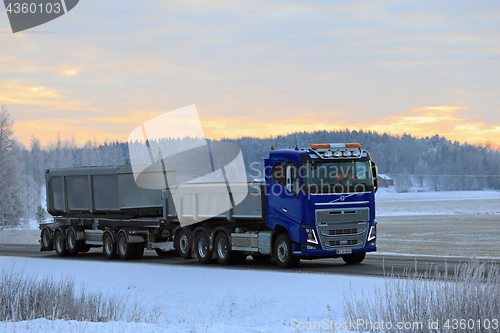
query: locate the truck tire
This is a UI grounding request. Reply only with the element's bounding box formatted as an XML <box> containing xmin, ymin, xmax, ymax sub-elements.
<box><xmin>176</xmin><ymin>229</ymin><xmax>192</xmax><ymax>259</ymax></box>
<box><xmin>215</xmin><ymin>232</ymin><xmax>232</xmax><ymax>265</ymax></box>
<box><xmin>342</xmin><ymin>252</ymin><xmax>366</xmax><ymax>265</ymax></box>
<box><xmin>117</xmin><ymin>233</ymin><xmax>136</xmax><ymax>260</ymax></box>
<box><xmin>195</xmin><ymin>231</ymin><xmax>211</xmax><ymax>264</ymax></box>
<box><xmin>134</xmin><ymin>243</ymin><xmax>145</xmax><ymax>259</ymax></box>
<box><xmin>66</xmin><ymin>227</ymin><xmax>79</xmax><ymax>255</ymax></box>
<box><xmin>54</xmin><ymin>231</ymin><xmax>67</xmax><ymax>257</ymax></box>
<box><xmin>274</xmin><ymin>233</ymin><xmax>299</xmax><ymax>268</ymax></box>
<box><xmin>41</xmin><ymin>228</ymin><xmax>53</xmax><ymax>251</ymax></box>
<box><xmin>103</xmin><ymin>233</ymin><xmax>118</xmax><ymax>259</ymax></box>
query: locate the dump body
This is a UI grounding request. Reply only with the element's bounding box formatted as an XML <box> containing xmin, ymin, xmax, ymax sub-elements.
<box><xmin>164</xmin><ymin>182</ymin><xmax>264</xmax><ymax>224</ymax></box>
<box><xmin>46</xmin><ymin>164</ymin><xmax>264</xmax><ymax>222</ymax></box>
<box><xmin>45</xmin><ymin>164</ymin><xmax>177</xmax><ymax>218</ymax></box>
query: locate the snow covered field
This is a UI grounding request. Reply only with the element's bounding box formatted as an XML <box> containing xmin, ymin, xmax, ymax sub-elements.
<box><xmin>374</xmin><ymin>189</ymin><xmax>500</xmax><ymax>258</ymax></box>
<box><xmin>0</xmin><ymin>256</ymin><xmax>384</xmax><ymax>333</ymax></box>
<box><xmin>375</xmin><ymin>188</ymin><xmax>500</xmax><ymax>216</ymax></box>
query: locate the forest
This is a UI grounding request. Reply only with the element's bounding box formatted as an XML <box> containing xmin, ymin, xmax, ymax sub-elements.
<box><xmin>1</xmin><ymin>106</ymin><xmax>500</xmax><ymax>227</ymax></box>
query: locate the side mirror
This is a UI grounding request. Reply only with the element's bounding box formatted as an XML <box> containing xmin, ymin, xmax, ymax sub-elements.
<box><xmin>371</xmin><ymin>162</ymin><xmax>378</xmax><ymax>193</ymax></box>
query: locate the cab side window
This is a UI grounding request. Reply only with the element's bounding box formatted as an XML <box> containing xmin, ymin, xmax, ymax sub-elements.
<box><xmin>270</xmin><ymin>162</ymin><xmax>286</xmax><ymax>187</ymax></box>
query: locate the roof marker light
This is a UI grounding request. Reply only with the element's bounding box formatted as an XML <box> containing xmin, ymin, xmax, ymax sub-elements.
<box><xmin>311</xmin><ymin>143</ymin><xmax>362</xmax><ymax>149</ymax></box>
<box><xmin>311</xmin><ymin>144</ymin><xmax>331</xmax><ymax>149</ymax></box>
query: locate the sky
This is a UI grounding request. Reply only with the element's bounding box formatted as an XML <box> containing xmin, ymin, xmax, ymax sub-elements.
<box><xmin>1</xmin><ymin>0</ymin><xmax>499</xmax><ymax>147</ymax></box>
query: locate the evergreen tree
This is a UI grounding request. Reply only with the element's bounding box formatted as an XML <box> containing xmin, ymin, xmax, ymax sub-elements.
<box><xmin>36</xmin><ymin>205</ymin><xmax>46</xmax><ymax>225</ymax></box>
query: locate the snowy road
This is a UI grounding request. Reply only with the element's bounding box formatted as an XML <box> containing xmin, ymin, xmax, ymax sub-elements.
<box><xmin>1</xmin><ymin>243</ymin><xmax>498</xmax><ymax>278</ymax></box>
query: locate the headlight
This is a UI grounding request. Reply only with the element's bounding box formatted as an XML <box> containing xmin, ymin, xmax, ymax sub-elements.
<box><xmin>367</xmin><ymin>224</ymin><xmax>376</xmax><ymax>241</ymax></box>
<box><xmin>343</xmin><ymin>150</ymin><xmax>352</xmax><ymax>157</ymax></box>
<box><xmin>333</xmin><ymin>150</ymin><xmax>342</xmax><ymax>157</ymax></box>
<box><xmin>305</xmin><ymin>227</ymin><xmax>318</xmax><ymax>244</ymax></box>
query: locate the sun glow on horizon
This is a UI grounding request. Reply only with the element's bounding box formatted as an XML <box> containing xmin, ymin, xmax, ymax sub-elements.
<box><xmin>11</xmin><ymin>105</ymin><xmax>500</xmax><ymax>151</ymax></box>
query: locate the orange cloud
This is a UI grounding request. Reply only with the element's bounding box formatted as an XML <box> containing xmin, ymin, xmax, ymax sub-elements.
<box><xmin>365</xmin><ymin>106</ymin><xmax>500</xmax><ymax>146</ymax></box>
<box><xmin>0</xmin><ymin>81</ymin><xmax>86</xmax><ymax>109</ymax></box>
<box><xmin>12</xmin><ymin>105</ymin><xmax>500</xmax><ymax>150</ymax></box>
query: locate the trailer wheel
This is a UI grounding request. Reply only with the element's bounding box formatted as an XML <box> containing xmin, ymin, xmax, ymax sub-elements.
<box><xmin>195</xmin><ymin>232</ymin><xmax>211</xmax><ymax>264</ymax></box>
<box><xmin>215</xmin><ymin>232</ymin><xmax>232</xmax><ymax>265</ymax></box>
<box><xmin>103</xmin><ymin>233</ymin><xmax>118</xmax><ymax>259</ymax></box>
<box><xmin>134</xmin><ymin>243</ymin><xmax>145</xmax><ymax>259</ymax></box>
<box><xmin>54</xmin><ymin>231</ymin><xmax>67</xmax><ymax>257</ymax></box>
<box><xmin>66</xmin><ymin>227</ymin><xmax>79</xmax><ymax>255</ymax></box>
<box><xmin>175</xmin><ymin>229</ymin><xmax>192</xmax><ymax>259</ymax></box>
<box><xmin>117</xmin><ymin>233</ymin><xmax>135</xmax><ymax>260</ymax></box>
<box><xmin>342</xmin><ymin>252</ymin><xmax>366</xmax><ymax>265</ymax></box>
<box><xmin>274</xmin><ymin>233</ymin><xmax>299</xmax><ymax>268</ymax></box>
<box><xmin>40</xmin><ymin>228</ymin><xmax>53</xmax><ymax>251</ymax></box>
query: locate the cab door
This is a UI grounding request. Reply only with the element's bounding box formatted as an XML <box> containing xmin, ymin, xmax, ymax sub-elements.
<box><xmin>267</xmin><ymin>160</ymin><xmax>302</xmax><ymax>243</ymax></box>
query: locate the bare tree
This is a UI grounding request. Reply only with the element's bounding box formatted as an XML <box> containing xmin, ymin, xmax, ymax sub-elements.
<box><xmin>0</xmin><ymin>106</ymin><xmax>23</xmax><ymax>228</ymax></box>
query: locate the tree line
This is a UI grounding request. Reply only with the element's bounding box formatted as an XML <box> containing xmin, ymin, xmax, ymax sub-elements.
<box><xmin>1</xmin><ymin>106</ymin><xmax>499</xmax><ymax>227</ymax></box>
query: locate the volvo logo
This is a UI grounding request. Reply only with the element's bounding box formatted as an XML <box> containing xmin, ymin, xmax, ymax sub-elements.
<box><xmin>329</xmin><ymin>193</ymin><xmax>356</xmax><ymax>204</ymax></box>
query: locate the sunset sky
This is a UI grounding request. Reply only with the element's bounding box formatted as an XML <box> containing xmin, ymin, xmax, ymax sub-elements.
<box><xmin>1</xmin><ymin>1</ymin><xmax>499</xmax><ymax>147</ymax></box>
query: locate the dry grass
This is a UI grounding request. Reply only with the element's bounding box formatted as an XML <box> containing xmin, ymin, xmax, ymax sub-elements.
<box><xmin>343</xmin><ymin>260</ymin><xmax>500</xmax><ymax>333</ymax></box>
<box><xmin>0</xmin><ymin>266</ymin><xmax>153</xmax><ymax>323</ymax></box>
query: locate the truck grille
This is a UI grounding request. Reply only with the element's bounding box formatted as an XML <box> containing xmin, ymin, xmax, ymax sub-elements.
<box><xmin>329</xmin><ymin>228</ymin><xmax>357</xmax><ymax>235</ymax></box>
<box><xmin>315</xmin><ymin>208</ymin><xmax>370</xmax><ymax>250</ymax></box>
<box><xmin>329</xmin><ymin>239</ymin><xmax>358</xmax><ymax>247</ymax></box>
<box><xmin>315</xmin><ymin>207</ymin><xmax>369</xmax><ymax>224</ymax></box>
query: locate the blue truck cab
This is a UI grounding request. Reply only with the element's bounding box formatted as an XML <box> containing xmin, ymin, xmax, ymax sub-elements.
<box><xmin>264</xmin><ymin>143</ymin><xmax>378</xmax><ymax>268</ymax></box>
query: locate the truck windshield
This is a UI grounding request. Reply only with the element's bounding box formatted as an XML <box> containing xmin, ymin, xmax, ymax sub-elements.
<box><xmin>301</xmin><ymin>160</ymin><xmax>374</xmax><ymax>194</ymax></box>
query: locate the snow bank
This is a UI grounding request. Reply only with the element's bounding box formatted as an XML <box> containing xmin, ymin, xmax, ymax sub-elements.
<box><xmin>0</xmin><ymin>256</ymin><xmax>384</xmax><ymax>332</ymax></box>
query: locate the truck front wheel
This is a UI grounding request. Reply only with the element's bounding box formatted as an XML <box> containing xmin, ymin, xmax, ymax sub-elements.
<box><xmin>342</xmin><ymin>252</ymin><xmax>366</xmax><ymax>264</ymax></box>
<box><xmin>274</xmin><ymin>233</ymin><xmax>299</xmax><ymax>268</ymax></box>
<box><xmin>195</xmin><ymin>232</ymin><xmax>211</xmax><ymax>264</ymax></box>
<box><xmin>54</xmin><ymin>231</ymin><xmax>67</xmax><ymax>257</ymax></box>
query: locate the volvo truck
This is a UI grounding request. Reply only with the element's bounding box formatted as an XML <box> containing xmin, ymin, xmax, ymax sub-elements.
<box><xmin>40</xmin><ymin>143</ymin><xmax>378</xmax><ymax>268</ymax></box>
